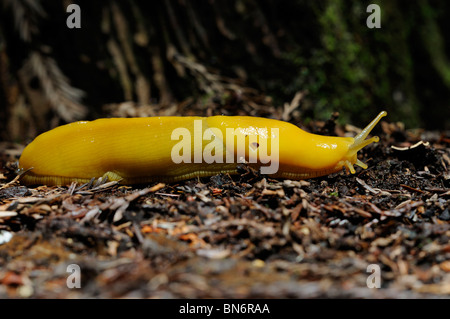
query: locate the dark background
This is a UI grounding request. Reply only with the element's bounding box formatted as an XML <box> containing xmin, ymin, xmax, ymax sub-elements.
<box><xmin>1</xmin><ymin>0</ymin><xmax>449</xmax><ymax>143</ymax></box>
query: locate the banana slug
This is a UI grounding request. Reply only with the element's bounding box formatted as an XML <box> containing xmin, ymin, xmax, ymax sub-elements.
<box><xmin>18</xmin><ymin>111</ymin><xmax>387</xmax><ymax>186</ymax></box>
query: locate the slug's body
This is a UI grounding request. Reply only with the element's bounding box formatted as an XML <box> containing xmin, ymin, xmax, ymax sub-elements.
<box><xmin>18</xmin><ymin>112</ymin><xmax>387</xmax><ymax>186</ymax></box>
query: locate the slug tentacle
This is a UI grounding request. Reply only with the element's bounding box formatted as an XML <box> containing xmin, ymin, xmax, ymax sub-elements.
<box><xmin>348</xmin><ymin>111</ymin><xmax>387</xmax><ymax>155</ymax></box>
<box><xmin>355</xmin><ymin>159</ymin><xmax>368</xmax><ymax>169</ymax></box>
<box><xmin>344</xmin><ymin>160</ymin><xmax>356</xmax><ymax>174</ymax></box>
<box><xmin>340</xmin><ymin>110</ymin><xmax>387</xmax><ymax>174</ymax></box>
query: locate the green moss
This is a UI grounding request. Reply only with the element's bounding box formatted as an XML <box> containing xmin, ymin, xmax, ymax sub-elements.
<box><xmin>420</xmin><ymin>1</ymin><xmax>450</xmax><ymax>88</ymax></box>
<box><xmin>275</xmin><ymin>0</ymin><xmax>433</xmax><ymax>127</ymax></box>
<box><xmin>329</xmin><ymin>191</ymin><xmax>339</xmax><ymax>197</ymax></box>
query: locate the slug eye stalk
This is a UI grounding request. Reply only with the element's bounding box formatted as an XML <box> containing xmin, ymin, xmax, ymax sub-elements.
<box><xmin>349</xmin><ymin>111</ymin><xmax>387</xmax><ymax>155</ymax></box>
<box><xmin>344</xmin><ymin>110</ymin><xmax>387</xmax><ymax>174</ymax></box>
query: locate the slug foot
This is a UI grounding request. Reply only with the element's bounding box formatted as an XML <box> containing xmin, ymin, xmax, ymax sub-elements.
<box><xmin>102</xmin><ymin>171</ymin><xmax>124</xmax><ymax>182</ymax></box>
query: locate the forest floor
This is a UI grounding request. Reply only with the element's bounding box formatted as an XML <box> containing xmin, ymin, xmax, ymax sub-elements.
<box><xmin>0</xmin><ymin>104</ymin><xmax>449</xmax><ymax>298</ymax></box>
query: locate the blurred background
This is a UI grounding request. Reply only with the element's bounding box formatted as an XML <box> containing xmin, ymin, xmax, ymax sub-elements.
<box><xmin>1</xmin><ymin>0</ymin><xmax>449</xmax><ymax>144</ymax></box>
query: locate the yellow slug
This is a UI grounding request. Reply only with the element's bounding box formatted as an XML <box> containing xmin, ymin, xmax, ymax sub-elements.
<box><xmin>18</xmin><ymin>111</ymin><xmax>387</xmax><ymax>186</ymax></box>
